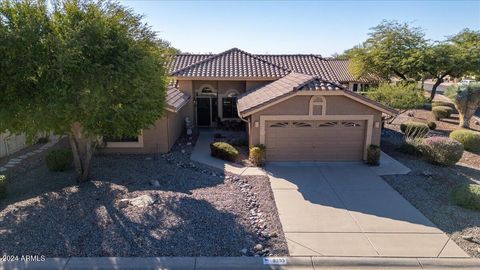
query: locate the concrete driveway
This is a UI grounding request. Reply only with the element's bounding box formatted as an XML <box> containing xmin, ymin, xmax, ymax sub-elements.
<box><xmin>267</xmin><ymin>162</ymin><xmax>469</xmax><ymax>258</ymax></box>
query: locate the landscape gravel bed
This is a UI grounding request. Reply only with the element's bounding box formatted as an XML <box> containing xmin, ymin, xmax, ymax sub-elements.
<box><xmin>0</xmin><ymin>135</ymin><xmax>288</xmax><ymax>257</ymax></box>
<box><xmin>381</xmin><ymin>146</ymin><xmax>480</xmax><ymax>258</ymax></box>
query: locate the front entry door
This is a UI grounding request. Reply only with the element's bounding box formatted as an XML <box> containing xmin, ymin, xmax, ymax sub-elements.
<box><xmin>197</xmin><ymin>97</ymin><xmax>211</xmax><ymax>126</ymax></box>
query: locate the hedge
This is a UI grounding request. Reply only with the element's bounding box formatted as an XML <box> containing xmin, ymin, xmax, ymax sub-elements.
<box><xmin>400</xmin><ymin>121</ymin><xmax>429</xmax><ymax>138</ymax></box>
<box><xmin>210</xmin><ymin>142</ymin><xmax>239</xmax><ymax>162</ymax></box>
<box><xmin>450</xmin><ymin>129</ymin><xmax>480</xmax><ymax>152</ymax></box>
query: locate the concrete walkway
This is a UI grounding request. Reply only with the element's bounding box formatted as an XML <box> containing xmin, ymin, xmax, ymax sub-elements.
<box><xmin>191</xmin><ymin>131</ymin><xmax>266</xmax><ymax>176</ymax></box>
<box><xmin>2</xmin><ymin>256</ymin><xmax>479</xmax><ymax>269</ymax></box>
<box><xmin>266</xmin><ymin>162</ymin><xmax>468</xmax><ymax>258</ymax></box>
<box><xmin>372</xmin><ymin>151</ymin><xmax>411</xmax><ymax>176</ymax></box>
<box><xmin>0</xmin><ymin>136</ymin><xmax>60</xmax><ymax>173</ymax></box>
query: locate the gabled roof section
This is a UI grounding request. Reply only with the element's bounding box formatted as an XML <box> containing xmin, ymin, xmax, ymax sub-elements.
<box><xmin>237</xmin><ymin>73</ymin><xmax>343</xmax><ymax>115</ymax></box>
<box><xmin>257</xmin><ymin>55</ymin><xmax>338</xmax><ymax>82</ymax></box>
<box><xmin>166</xmin><ymin>85</ymin><xmax>190</xmax><ymax>113</ymax></box>
<box><xmin>237</xmin><ymin>72</ymin><xmax>396</xmax><ymax>116</ymax></box>
<box><xmin>326</xmin><ymin>59</ymin><xmax>379</xmax><ymax>83</ymax></box>
<box><xmin>170</xmin><ymin>48</ymin><xmax>290</xmax><ymax>78</ymax></box>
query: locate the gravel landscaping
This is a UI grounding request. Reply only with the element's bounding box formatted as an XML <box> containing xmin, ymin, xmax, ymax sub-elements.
<box><xmin>382</xmin><ymin>123</ymin><xmax>480</xmax><ymax>257</ymax></box>
<box><xmin>0</xmin><ymin>135</ymin><xmax>288</xmax><ymax>257</ymax></box>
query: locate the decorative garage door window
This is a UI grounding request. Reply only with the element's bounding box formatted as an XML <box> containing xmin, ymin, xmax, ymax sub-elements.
<box><xmin>269</xmin><ymin>122</ymin><xmax>289</xmax><ymax>128</ymax></box>
<box><xmin>318</xmin><ymin>121</ymin><xmax>338</xmax><ymax>127</ymax></box>
<box><xmin>292</xmin><ymin>122</ymin><xmax>311</xmax><ymax>127</ymax></box>
<box><xmin>341</xmin><ymin>121</ymin><xmax>361</xmax><ymax>127</ymax></box>
<box><xmin>309</xmin><ymin>96</ymin><xmax>326</xmax><ymax>115</ymax></box>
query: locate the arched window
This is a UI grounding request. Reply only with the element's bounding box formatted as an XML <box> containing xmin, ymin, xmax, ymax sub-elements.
<box><xmin>309</xmin><ymin>96</ymin><xmax>326</xmax><ymax>115</ymax></box>
<box><xmin>197</xmin><ymin>84</ymin><xmax>217</xmax><ymax>96</ymax></box>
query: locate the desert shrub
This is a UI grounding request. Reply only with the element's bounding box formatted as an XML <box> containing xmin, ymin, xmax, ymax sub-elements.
<box><xmin>432</xmin><ymin>106</ymin><xmax>452</xmax><ymax>120</ymax></box>
<box><xmin>420</xmin><ymin>137</ymin><xmax>463</xmax><ymax>166</ymax></box>
<box><xmin>432</xmin><ymin>101</ymin><xmax>454</xmax><ymax>109</ymax></box>
<box><xmin>451</xmin><ymin>184</ymin><xmax>480</xmax><ymax>211</ymax></box>
<box><xmin>400</xmin><ymin>121</ymin><xmax>429</xmax><ymax>138</ymax></box>
<box><xmin>366</xmin><ymin>145</ymin><xmax>381</xmax><ymax>166</ymax></box>
<box><xmin>0</xmin><ymin>175</ymin><xmax>6</xmax><ymax>199</ymax></box>
<box><xmin>210</xmin><ymin>142</ymin><xmax>238</xmax><ymax>162</ymax></box>
<box><xmin>396</xmin><ymin>140</ymin><xmax>423</xmax><ymax>156</ymax></box>
<box><xmin>449</xmin><ymin>129</ymin><xmax>480</xmax><ymax>152</ymax></box>
<box><xmin>249</xmin><ymin>144</ymin><xmax>267</xmax><ymax>166</ymax></box>
<box><xmin>45</xmin><ymin>149</ymin><xmax>73</xmax><ymax>172</ymax></box>
<box><xmin>366</xmin><ymin>83</ymin><xmax>427</xmax><ymax>110</ymax></box>
<box><xmin>427</xmin><ymin>121</ymin><xmax>437</xmax><ymax>130</ymax></box>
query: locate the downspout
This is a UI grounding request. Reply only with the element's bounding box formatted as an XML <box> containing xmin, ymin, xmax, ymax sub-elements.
<box><xmin>237</xmin><ymin>106</ymin><xmax>251</xmax><ymax>145</ymax></box>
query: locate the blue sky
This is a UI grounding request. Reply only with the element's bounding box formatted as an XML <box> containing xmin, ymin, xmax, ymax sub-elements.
<box><xmin>120</xmin><ymin>0</ymin><xmax>480</xmax><ymax>56</ymax></box>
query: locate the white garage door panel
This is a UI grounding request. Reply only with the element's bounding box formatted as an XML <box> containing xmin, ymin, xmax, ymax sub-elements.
<box><xmin>265</xmin><ymin>120</ymin><xmax>366</xmax><ymax>161</ymax></box>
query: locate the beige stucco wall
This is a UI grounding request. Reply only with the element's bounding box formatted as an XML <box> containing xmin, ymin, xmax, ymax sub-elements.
<box><xmin>248</xmin><ymin>94</ymin><xmax>382</xmax><ymax>147</ymax></box>
<box><xmin>101</xmin><ymin>106</ymin><xmax>187</xmax><ymax>154</ymax></box>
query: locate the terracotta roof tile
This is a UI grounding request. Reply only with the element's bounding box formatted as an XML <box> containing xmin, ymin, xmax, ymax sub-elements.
<box><xmin>166</xmin><ymin>85</ymin><xmax>190</xmax><ymax>112</ymax></box>
<box><xmin>170</xmin><ymin>48</ymin><xmax>290</xmax><ymax>78</ymax></box>
<box><xmin>326</xmin><ymin>59</ymin><xmax>379</xmax><ymax>83</ymax></box>
<box><xmin>257</xmin><ymin>55</ymin><xmax>338</xmax><ymax>82</ymax></box>
<box><xmin>237</xmin><ymin>73</ymin><xmax>343</xmax><ymax>114</ymax></box>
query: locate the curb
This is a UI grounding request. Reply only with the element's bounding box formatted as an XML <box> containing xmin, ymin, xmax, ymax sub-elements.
<box><xmin>1</xmin><ymin>256</ymin><xmax>479</xmax><ymax>270</ymax></box>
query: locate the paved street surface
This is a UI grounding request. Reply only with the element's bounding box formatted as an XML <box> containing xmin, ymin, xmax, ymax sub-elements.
<box><xmin>267</xmin><ymin>162</ymin><xmax>468</xmax><ymax>258</ymax></box>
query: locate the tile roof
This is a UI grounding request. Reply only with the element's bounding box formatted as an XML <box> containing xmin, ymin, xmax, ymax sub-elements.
<box><xmin>257</xmin><ymin>55</ymin><xmax>338</xmax><ymax>82</ymax></box>
<box><xmin>326</xmin><ymin>59</ymin><xmax>379</xmax><ymax>83</ymax></box>
<box><xmin>170</xmin><ymin>48</ymin><xmax>290</xmax><ymax>78</ymax></box>
<box><xmin>166</xmin><ymin>54</ymin><xmax>212</xmax><ymax>74</ymax></box>
<box><xmin>237</xmin><ymin>73</ymin><xmax>343</xmax><ymax>115</ymax></box>
<box><xmin>166</xmin><ymin>86</ymin><xmax>190</xmax><ymax>112</ymax></box>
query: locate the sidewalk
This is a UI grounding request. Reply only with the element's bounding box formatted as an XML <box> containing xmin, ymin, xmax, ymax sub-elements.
<box><xmin>2</xmin><ymin>256</ymin><xmax>479</xmax><ymax>270</ymax></box>
<box><xmin>190</xmin><ymin>131</ymin><xmax>266</xmax><ymax>176</ymax></box>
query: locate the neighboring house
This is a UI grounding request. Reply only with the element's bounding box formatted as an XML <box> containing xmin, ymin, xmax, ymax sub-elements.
<box><xmin>326</xmin><ymin>59</ymin><xmax>379</xmax><ymax>92</ymax></box>
<box><xmin>104</xmin><ymin>48</ymin><xmax>395</xmax><ymax>162</ymax></box>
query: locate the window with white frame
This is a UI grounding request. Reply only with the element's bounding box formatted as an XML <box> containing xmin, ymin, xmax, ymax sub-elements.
<box><xmin>309</xmin><ymin>96</ymin><xmax>326</xmax><ymax>115</ymax></box>
<box><xmin>104</xmin><ymin>132</ymin><xmax>144</xmax><ymax>148</ymax></box>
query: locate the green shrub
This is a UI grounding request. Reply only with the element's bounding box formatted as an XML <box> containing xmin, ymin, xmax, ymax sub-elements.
<box><xmin>366</xmin><ymin>83</ymin><xmax>427</xmax><ymax>110</ymax></box>
<box><xmin>432</xmin><ymin>101</ymin><xmax>454</xmax><ymax>109</ymax></box>
<box><xmin>210</xmin><ymin>142</ymin><xmax>238</xmax><ymax>162</ymax></box>
<box><xmin>427</xmin><ymin>121</ymin><xmax>437</xmax><ymax>130</ymax></box>
<box><xmin>249</xmin><ymin>144</ymin><xmax>266</xmax><ymax>166</ymax></box>
<box><xmin>449</xmin><ymin>129</ymin><xmax>480</xmax><ymax>152</ymax></box>
<box><xmin>45</xmin><ymin>149</ymin><xmax>73</xmax><ymax>172</ymax></box>
<box><xmin>396</xmin><ymin>140</ymin><xmax>423</xmax><ymax>156</ymax></box>
<box><xmin>0</xmin><ymin>175</ymin><xmax>6</xmax><ymax>200</ymax></box>
<box><xmin>432</xmin><ymin>106</ymin><xmax>452</xmax><ymax>120</ymax></box>
<box><xmin>451</xmin><ymin>184</ymin><xmax>480</xmax><ymax>211</ymax></box>
<box><xmin>420</xmin><ymin>137</ymin><xmax>463</xmax><ymax>166</ymax></box>
<box><xmin>366</xmin><ymin>145</ymin><xmax>381</xmax><ymax>166</ymax></box>
<box><xmin>400</xmin><ymin>121</ymin><xmax>429</xmax><ymax>138</ymax></box>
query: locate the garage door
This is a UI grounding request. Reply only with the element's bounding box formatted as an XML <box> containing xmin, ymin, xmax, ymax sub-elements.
<box><xmin>265</xmin><ymin>120</ymin><xmax>366</xmax><ymax>161</ymax></box>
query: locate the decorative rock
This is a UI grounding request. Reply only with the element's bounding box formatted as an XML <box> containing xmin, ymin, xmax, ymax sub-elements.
<box><xmin>120</xmin><ymin>195</ymin><xmax>155</xmax><ymax>208</ymax></box>
<box><xmin>462</xmin><ymin>235</ymin><xmax>474</xmax><ymax>242</ymax></box>
<box><xmin>181</xmin><ymin>149</ymin><xmax>186</xmax><ymax>154</ymax></box>
<box><xmin>270</xmin><ymin>232</ymin><xmax>278</xmax><ymax>238</ymax></box>
<box><xmin>421</xmin><ymin>170</ymin><xmax>433</xmax><ymax>177</ymax></box>
<box><xmin>240</xmin><ymin>248</ymin><xmax>247</xmax><ymax>254</ymax></box>
<box><xmin>150</xmin><ymin>180</ymin><xmax>160</xmax><ymax>187</ymax></box>
<box><xmin>254</xmin><ymin>244</ymin><xmax>263</xmax><ymax>252</ymax></box>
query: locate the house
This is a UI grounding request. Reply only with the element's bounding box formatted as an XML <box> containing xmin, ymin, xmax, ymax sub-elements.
<box><xmin>103</xmin><ymin>48</ymin><xmax>395</xmax><ymax>161</ymax></box>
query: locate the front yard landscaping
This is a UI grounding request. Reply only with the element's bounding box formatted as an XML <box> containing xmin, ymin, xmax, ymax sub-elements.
<box><xmin>382</xmin><ymin>105</ymin><xmax>480</xmax><ymax>257</ymax></box>
<box><xmin>0</xmin><ymin>136</ymin><xmax>288</xmax><ymax>257</ymax></box>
